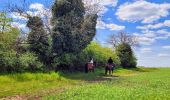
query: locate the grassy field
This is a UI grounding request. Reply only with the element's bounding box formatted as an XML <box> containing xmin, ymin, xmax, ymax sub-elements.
<box><xmin>0</xmin><ymin>68</ymin><xmax>170</xmax><ymax>100</ymax></box>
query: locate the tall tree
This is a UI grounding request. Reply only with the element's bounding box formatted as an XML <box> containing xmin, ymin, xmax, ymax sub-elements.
<box><xmin>51</xmin><ymin>0</ymin><xmax>98</xmax><ymax>56</ymax></box>
<box><xmin>27</xmin><ymin>16</ymin><xmax>50</xmax><ymax>65</ymax></box>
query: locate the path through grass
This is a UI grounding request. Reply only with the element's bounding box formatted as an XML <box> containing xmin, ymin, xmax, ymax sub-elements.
<box><xmin>0</xmin><ymin>68</ymin><xmax>169</xmax><ymax>100</ymax></box>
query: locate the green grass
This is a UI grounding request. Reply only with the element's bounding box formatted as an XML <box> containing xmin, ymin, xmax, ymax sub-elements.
<box><xmin>43</xmin><ymin>68</ymin><xmax>170</xmax><ymax>100</ymax></box>
<box><xmin>0</xmin><ymin>68</ymin><xmax>170</xmax><ymax>100</ymax></box>
<box><xmin>0</xmin><ymin>72</ymin><xmax>77</xmax><ymax>98</ymax></box>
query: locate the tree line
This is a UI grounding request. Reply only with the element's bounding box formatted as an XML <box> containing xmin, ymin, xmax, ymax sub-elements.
<box><xmin>0</xmin><ymin>0</ymin><xmax>138</xmax><ymax>73</ymax></box>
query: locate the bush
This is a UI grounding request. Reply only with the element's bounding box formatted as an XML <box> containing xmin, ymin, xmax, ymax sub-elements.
<box><xmin>0</xmin><ymin>51</ymin><xmax>44</xmax><ymax>73</ymax></box>
<box><xmin>19</xmin><ymin>52</ymin><xmax>44</xmax><ymax>72</ymax></box>
<box><xmin>72</xmin><ymin>42</ymin><xmax>120</xmax><ymax>70</ymax></box>
<box><xmin>0</xmin><ymin>50</ymin><xmax>18</xmax><ymax>72</ymax></box>
<box><xmin>82</xmin><ymin>42</ymin><xmax>120</xmax><ymax>66</ymax></box>
<box><xmin>116</xmin><ymin>43</ymin><xmax>137</xmax><ymax>68</ymax></box>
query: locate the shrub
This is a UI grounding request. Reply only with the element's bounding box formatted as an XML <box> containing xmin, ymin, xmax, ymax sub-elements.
<box><xmin>116</xmin><ymin>43</ymin><xmax>137</xmax><ymax>68</ymax></box>
<box><xmin>0</xmin><ymin>51</ymin><xmax>44</xmax><ymax>73</ymax></box>
<box><xmin>19</xmin><ymin>52</ymin><xmax>44</xmax><ymax>72</ymax></box>
<box><xmin>0</xmin><ymin>50</ymin><xmax>18</xmax><ymax>72</ymax></box>
<box><xmin>82</xmin><ymin>42</ymin><xmax>120</xmax><ymax>66</ymax></box>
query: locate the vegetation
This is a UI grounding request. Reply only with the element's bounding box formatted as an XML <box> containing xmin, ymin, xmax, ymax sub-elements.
<box><xmin>1</xmin><ymin>0</ymin><xmax>99</xmax><ymax>72</ymax></box>
<box><xmin>116</xmin><ymin>43</ymin><xmax>137</xmax><ymax>68</ymax></box>
<box><xmin>27</xmin><ymin>16</ymin><xmax>50</xmax><ymax>66</ymax></box>
<box><xmin>108</xmin><ymin>32</ymin><xmax>138</xmax><ymax>68</ymax></box>
<box><xmin>0</xmin><ymin>0</ymin><xmax>169</xmax><ymax>99</ymax></box>
<box><xmin>51</xmin><ymin>0</ymin><xmax>98</xmax><ymax>69</ymax></box>
<box><xmin>0</xmin><ymin>13</ymin><xmax>44</xmax><ymax>73</ymax></box>
<box><xmin>82</xmin><ymin>42</ymin><xmax>120</xmax><ymax>67</ymax></box>
<box><xmin>44</xmin><ymin>68</ymin><xmax>170</xmax><ymax>100</ymax></box>
<box><xmin>0</xmin><ymin>68</ymin><xmax>169</xmax><ymax>99</ymax></box>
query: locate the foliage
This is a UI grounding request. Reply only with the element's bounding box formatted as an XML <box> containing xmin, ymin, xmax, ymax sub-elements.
<box><xmin>0</xmin><ymin>27</ymin><xmax>19</xmax><ymax>50</ymax></box>
<box><xmin>52</xmin><ymin>42</ymin><xmax>120</xmax><ymax>71</ymax></box>
<box><xmin>0</xmin><ymin>12</ymin><xmax>13</xmax><ymax>33</ymax></box>
<box><xmin>116</xmin><ymin>43</ymin><xmax>137</xmax><ymax>68</ymax></box>
<box><xmin>0</xmin><ymin>27</ymin><xmax>20</xmax><ymax>73</ymax></box>
<box><xmin>27</xmin><ymin>16</ymin><xmax>50</xmax><ymax>66</ymax></box>
<box><xmin>83</xmin><ymin>42</ymin><xmax>120</xmax><ymax>66</ymax></box>
<box><xmin>44</xmin><ymin>68</ymin><xmax>170</xmax><ymax>100</ymax></box>
<box><xmin>0</xmin><ymin>50</ymin><xmax>44</xmax><ymax>73</ymax></box>
<box><xmin>19</xmin><ymin>52</ymin><xmax>44</xmax><ymax>72</ymax></box>
<box><xmin>0</xmin><ymin>16</ymin><xmax>44</xmax><ymax>72</ymax></box>
<box><xmin>51</xmin><ymin>0</ymin><xmax>98</xmax><ymax>56</ymax></box>
<box><xmin>0</xmin><ymin>50</ymin><xmax>18</xmax><ymax>72</ymax></box>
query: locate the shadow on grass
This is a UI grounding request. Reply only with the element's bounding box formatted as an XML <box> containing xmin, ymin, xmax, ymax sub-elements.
<box><xmin>57</xmin><ymin>68</ymin><xmax>120</xmax><ymax>82</ymax></box>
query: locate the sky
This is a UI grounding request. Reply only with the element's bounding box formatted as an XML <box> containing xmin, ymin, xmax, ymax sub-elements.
<box><xmin>0</xmin><ymin>0</ymin><xmax>170</xmax><ymax>67</ymax></box>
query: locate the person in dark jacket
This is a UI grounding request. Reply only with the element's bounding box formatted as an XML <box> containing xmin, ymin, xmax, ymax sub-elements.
<box><xmin>108</xmin><ymin>57</ymin><xmax>113</xmax><ymax>65</ymax></box>
<box><xmin>105</xmin><ymin>57</ymin><xmax>115</xmax><ymax>75</ymax></box>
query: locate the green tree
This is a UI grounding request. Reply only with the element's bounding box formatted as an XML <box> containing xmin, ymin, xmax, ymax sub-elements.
<box><xmin>51</xmin><ymin>0</ymin><xmax>98</xmax><ymax>56</ymax></box>
<box><xmin>0</xmin><ymin>26</ymin><xmax>20</xmax><ymax>72</ymax></box>
<box><xmin>0</xmin><ymin>12</ymin><xmax>12</xmax><ymax>34</ymax></box>
<box><xmin>27</xmin><ymin>16</ymin><xmax>50</xmax><ymax>66</ymax></box>
<box><xmin>116</xmin><ymin>43</ymin><xmax>137</xmax><ymax>68</ymax></box>
<box><xmin>82</xmin><ymin>42</ymin><xmax>120</xmax><ymax>66</ymax></box>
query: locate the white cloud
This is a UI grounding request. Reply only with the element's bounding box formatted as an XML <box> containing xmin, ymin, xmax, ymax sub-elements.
<box><xmin>116</xmin><ymin>1</ymin><xmax>170</xmax><ymax>23</ymax></box>
<box><xmin>29</xmin><ymin>3</ymin><xmax>44</xmax><ymax>11</ymax></box>
<box><xmin>133</xmin><ymin>31</ymin><xmax>156</xmax><ymax>45</ymax></box>
<box><xmin>11</xmin><ymin>22</ymin><xmax>26</xmax><ymax>29</ymax></box>
<box><xmin>106</xmin><ymin>23</ymin><xmax>125</xmax><ymax>31</ymax></box>
<box><xmin>134</xmin><ymin>29</ymin><xmax>170</xmax><ymax>45</ymax></box>
<box><xmin>139</xmin><ymin>37</ymin><xmax>155</xmax><ymax>45</ymax></box>
<box><xmin>28</xmin><ymin>3</ymin><xmax>52</xmax><ymax>18</ymax></box>
<box><xmin>10</xmin><ymin>3</ymin><xmax>52</xmax><ymax>33</ymax></box>
<box><xmin>10</xmin><ymin>12</ymin><xmax>28</xmax><ymax>20</ymax></box>
<box><xmin>140</xmin><ymin>48</ymin><xmax>152</xmax><ymax>53</ymax></box>
<box><xmin>137</xmin><ymin>20</ymin><xmax>170</xmax><ymax>30</ymax></box>
<box><xmin>83</xmin><ymin>0</ymin><xmax>118</xmax><ymax>7</ymax></box>
<box><xmin>162</xmin><ymin>46</ymin><xmax>170</xmax><ymax>49</ymax></box>
<box><xmin>96</xmin><ymin>20</ymin><xmax>125</xmax><ymax>31</ymax></box>
<box><xmin>83</xmin><ymin>0</ymin><xmax>118</xmax><ymax>15</ymax></box>
<box><xmin>158</xmin><ymin>54</ymin><xmax>170</xmax><ymax>57</ymax></box>
<box><xmin>96</xmin><ymin>20</ymin><xmax>106</xmax><ymax>29</ymax></box>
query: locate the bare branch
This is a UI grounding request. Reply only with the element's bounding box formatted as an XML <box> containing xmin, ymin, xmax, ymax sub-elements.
<box><xmin>107</xmin><ymin>32</ymin><xmax>140</xmax><ymax>49</ymax></box>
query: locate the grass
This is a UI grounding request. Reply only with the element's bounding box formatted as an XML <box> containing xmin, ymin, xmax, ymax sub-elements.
<box><xmin>43</xmin><ymin>68</ymin><xmax>170</xmax><ymax>100</ymax></box>
<box><xmin>0</xmin><ymin>72</ymin><xmax>77</xmax><ymax>98</ymax></box>
<box><xmin>0</xmin><ymin>67</ymin><xmax>169</xmax><ymax>100</ymax></box>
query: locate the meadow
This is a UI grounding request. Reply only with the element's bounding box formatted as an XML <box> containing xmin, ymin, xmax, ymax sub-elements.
<box><xmin>0</xmin><ymin>68</ymin><xmax>170</xmax><ymax>100</ymax></box>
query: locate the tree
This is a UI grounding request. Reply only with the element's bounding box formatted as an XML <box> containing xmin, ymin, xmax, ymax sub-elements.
<box><xmin>0</xmin><ymin>25</ymin><xmax>20</xmax><ymax>72</ymax></box>
<box><xmin>108</xmin><ymin>32</ymin><xmax>139</xmax><ymax>48</ymax></box>
<box><xmin>51</xmin><ymin>0</ymin><xmax>98</xmax><ymax>56</ymax></box>
<box><xmin>107</xmin><ymin>32</ymin><xmax>138</xmax><ymax>68</ymax></box>
<box><xmin>116</xmin><ymin>43</ymin><xmax>137</xmax><ymax>68</ymax></box>
<box><xmin>26</xmin><ymin>16</ymin><xmax>50</xmax><ymax>66</ymax></box>
<box><xmin>0</xmin><ymin>12</ymin><xmax>12</xmax><ymax>33</ymax></box>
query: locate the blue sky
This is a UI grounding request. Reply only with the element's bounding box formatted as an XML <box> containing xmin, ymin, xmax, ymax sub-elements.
<box><xmin>0</xmin><ymin>0</ymin><xmax>170</xmax><ymax>67</ymax></box>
